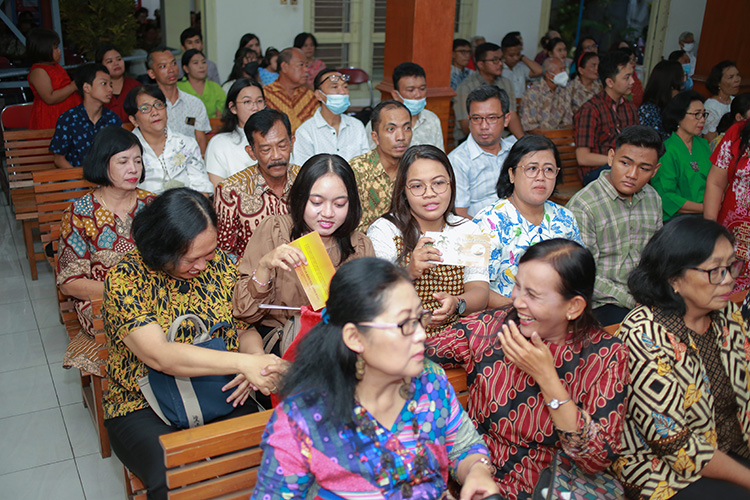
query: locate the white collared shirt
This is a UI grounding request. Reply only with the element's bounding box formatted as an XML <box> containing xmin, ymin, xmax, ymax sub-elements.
<box><xmin>292</xmin><ymin>107</ymin><xmax>370</xmax><ymax>166</ymax></box>
<box><xmin>165</xmin><ymin>88</ymin><xmax>212</xmax><ymax>138</ymax></box>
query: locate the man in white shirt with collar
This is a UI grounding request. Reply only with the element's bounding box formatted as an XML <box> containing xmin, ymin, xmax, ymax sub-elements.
<box><xmin>292</xmin><ymin>68</ymin><xmax>369</xmax><ymax>166</ymax></box>
<box><xmin>147</xmin><ymin>46</ymin><xmax>211</xmax><ymax>154</ymax></box>
<box><xmin>501</xmin><ymin>32</ymin><xmax>542</xmax><ymax>98</ymax></box>
<box><xmin>449</xmin><ymin>85</ymin><xmax>517</xmax><ymax>218</ymax></box>
<box><xmin>366</xmin><ymin>62</ymin><xmax>444</xmax><ymax>151</ymax></box>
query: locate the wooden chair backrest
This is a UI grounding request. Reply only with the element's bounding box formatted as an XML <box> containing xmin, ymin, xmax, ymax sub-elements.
<box><xmin>446</xmin><ymin>105</ymin><xmax>456</xmax><ymax>153</ymax></box>
<box><xmin>603</xmin><ymin>322</ymin><xmax>621</xmax><ymax>337</ymax></box>
<box><xmin>534</xmin><ymin>127</ymin><xmax>582</xmax><ymax>205</ymax></box>
<box><xmin>445</xmin><ymin>366</ymin><xmax>469</xmax><ymax>409</ymax></box>
<box><xmin>4</xmin><ymin>128</ymin><xmax>56</xmax><ymax>189</ymax></box>
<box><xmin>32</xmin><ymin>168</ymin><xmax>95</xmax><ymax>251</ymax></box>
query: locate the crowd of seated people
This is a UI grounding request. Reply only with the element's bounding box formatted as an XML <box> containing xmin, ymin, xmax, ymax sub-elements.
<box><xmin>13</xmin><ymin>18</ymin><xmax>750</xmax><ymax>500</ymax></box>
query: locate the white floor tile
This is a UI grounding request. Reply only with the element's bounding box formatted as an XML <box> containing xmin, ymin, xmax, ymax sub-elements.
<box><xmin>0</xmin><ymin>459</ymin><xmax>85</xmax><ymax>500</ymax></box>
<box><xmin>50</xmin><ymin>362</ymin><xmax>84</xmax><ymax>407</ymax></box>
<box><xmin>26</xmin><ymin>274</ymin><xmax>58</xmax><ymax>301</ymax></box>
<box><xmin>40</xmin><ymin>324</ymin><xmax>69</xmax><ymax>364</ymax></box>
<box><xmin>0</xmin><ymin>329</ymin><xmax>47</xmax><ymax>373</ymax></box>
<box><xmin>0</xmin><ymin>300</ymin><xmax>37</xmax><ymax>335</ymax></box>
<box><xmin>0</xmin><ymin>408</ymin><xmax>73</xmax><ymax>474</ymax></box>
<box><xmin>0</xmin><ymin>275</ymin><xmax>30</xmax><ymax>304</ymax></box>
<box><xmin>33</xmin><ymin>296</ymin><xmax>61</xmax><ymax>330</ymax></box>
<box><xmin>76</xmin><ymin>452</ymin><xmax>126</xmax><ymax>500</ymax></box>
<box><xmin>61</xmin><ymin>403</ymin><xmax>100</xmax><ymax>458</ymax></box>
<box><xmin>0</xmin><ymin>257</ymin><xmax>26</xmax><ymax>278</ymax></box>
<box><xmin>0</xmin><ymin>365</ymin><xmax>58</xmax><ymax>419</ymax></box>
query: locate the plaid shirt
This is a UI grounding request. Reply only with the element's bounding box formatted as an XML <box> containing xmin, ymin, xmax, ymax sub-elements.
<box><xmin>567</xmin><ymin>171</ymin><xmax>662</xmax><ymax>309</ymax></box>
<box><xmin>573</xmin><ymin>90</ymin><xmax>638</xmax><ymax>177</ymax></box>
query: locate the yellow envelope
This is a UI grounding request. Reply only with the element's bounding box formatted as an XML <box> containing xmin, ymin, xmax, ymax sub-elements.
<box><xmin>289</xmin><ymin>232</ymin><xmax>336</xmax><ymax>310</ymax></box>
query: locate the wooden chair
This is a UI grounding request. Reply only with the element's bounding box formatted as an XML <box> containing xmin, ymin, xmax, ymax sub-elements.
<box><xmin>445</xmin><ymin>366</ymin><xmax>469</xmax><ymax>409</ymax></box>
<box><xmin>603</xmin><ymin>323</ymin><xmax>621</xmax><ymax>336</ymax></box>
<box><xmin>446</xmin><ymin>105</ymin><xmax>456</xmax><ymax>153</ymax></box>
<box><xmin>534</xmin><ymin>127</ymin><xmax>581</xmax><ymax>205</ymax></box>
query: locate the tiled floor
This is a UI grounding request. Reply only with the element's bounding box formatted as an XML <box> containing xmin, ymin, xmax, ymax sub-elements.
<box><xmin>0</xmin><ymin>197</ymin><xmax>125</xmax><ymax>499</ymax></box>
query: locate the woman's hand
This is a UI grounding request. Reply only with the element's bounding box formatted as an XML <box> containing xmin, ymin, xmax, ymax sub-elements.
<box><xmin>459</xmin><ymin>457</ymin><xmax>499</xmax><ymax>500</ymax></box>
<box><xmin>431</xmin><ymin>292</ymin><xmax>458</xmax><ymax>326</ymax></box>
<box><xmin>498</xmin><ymin>320</ymin><xmax>557</xmax><ymax>383</ymax></box>
<box><xmin>408</xmin><ymin>237</ymin><xmax>442</xmax><ymax>280</ymax></box>
<box><xmin>259</xmin><ymin>244</ymin><xmax>308</xmax><ymax>273</ymax></box>
<box><xmin>225</xmin><ymin>354</ymin><xmax>289</xmax><ymax>405</ymax></box>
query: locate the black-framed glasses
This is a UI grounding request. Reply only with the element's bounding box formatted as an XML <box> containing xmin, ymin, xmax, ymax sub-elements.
<box><xmin>358</xmin><ymin>309</ymin><xmax>432</xmax><ymax>336</ymax></box>
<box><xmin>515</xmin><ymin>164</ymin><xmax>560</xmax><ymax>179</ymax></box>
<box><xmin>137</xmin><ymin>101</ymin><xmax>166</xmax><ymax>114</ymax></box>
<box><xmin>688</xmin><ymin>260</ymin><xmax>744</xmax><ymax>285</ymax></box>
<box><xmin>686</xmin><ymin>111</ymin><xmax>709</xmax><ymax>120</ymax></box>
<box><xmin>469</xmin><ymin>114</ymin><xmax>505</xmax><ymax>125</ymax></box>
<box><xmin>321</xmin><ymin>73</ymin><xmax>351</xmax><ymax>84</ymax></box>
<box><xmin>480</xmin><ymin>58</ymin><xmax>503</xmax><ymax>64</ymax></box>
<box><xmin>406</xmin><ymin>179</ymin><xmax>449</xmax><ymax>197</ymax></box>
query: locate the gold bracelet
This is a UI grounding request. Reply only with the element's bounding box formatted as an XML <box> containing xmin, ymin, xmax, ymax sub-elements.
<box><xmin>251</xmin><ymin>269</ymin><xmax>271</xmax><ymax>287</ymax></box>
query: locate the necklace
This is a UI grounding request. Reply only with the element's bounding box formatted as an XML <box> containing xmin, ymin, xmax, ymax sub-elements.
<box><xmin>97</xmin><ymin>189</ymin><xmax>137</xmax><ymax>237</ymax></box>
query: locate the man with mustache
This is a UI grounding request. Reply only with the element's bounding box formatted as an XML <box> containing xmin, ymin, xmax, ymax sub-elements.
<box><xmin>214</xmin><ymin>108</ymin><xmax>300</xmax><ymax>258</ymax></box>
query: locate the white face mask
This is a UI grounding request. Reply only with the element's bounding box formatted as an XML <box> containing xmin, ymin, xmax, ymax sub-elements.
<box><xmin>552</xmin><ymin>71</ymin><xmax>569</xmax><ymax>87</ymax></box>
<box><xmin>682</xmin><ymin>42</ymin><xmax>695</xmax><ymax>53</ymax></box>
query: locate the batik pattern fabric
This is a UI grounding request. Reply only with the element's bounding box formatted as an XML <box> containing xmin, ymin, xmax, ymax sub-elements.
<box><xmin>350</xmin><ymin>149</ymin><xmax>394</xmax><ymax>233</ymax></box>
<box><xmin>615</xmin><ymin>303</ymin><xmax>750</xmax><ymax>500</ymax></box>
<box><xmin>472</xmin><ymin>199</ymin><xmax>583</xmax><ymax>296</ymax></box>
<box><xmin>252</xmin><ymin>361</ymin><xmax>490</xmax><ymax>500</ymax></box>
<box><xmin>426</xmin><ymin>307</ymin><xmax>628</xmax><ymax>500</ymax></box>
<box><xmin>711</xmin><ymin>121</ymin><xmax>750</xmax><ymax>292</ymax></box>
<box><xmin>569</xmin><ymin>78</ymin><xmax>602</xmax><ymax>115</ymax></box>
<box><xmin>263</xmin><ymin>81</ymin><xmax>320</xmax><ymax>133</ymax></box>
<box><xmin>102</xmin><ymin>248</ymin><xmax>249</xmax><ymax>420</ymax></box>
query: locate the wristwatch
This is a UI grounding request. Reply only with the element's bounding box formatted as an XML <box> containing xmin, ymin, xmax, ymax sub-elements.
<box><xmin>545</xmin><ymin>397</ymin><xmax>572</xmax><ymax>410</ymax></box>
<box><xmin>456</xmin><ymin>298</ymin><xmax>467</xmax><ymax>316</ymax></box>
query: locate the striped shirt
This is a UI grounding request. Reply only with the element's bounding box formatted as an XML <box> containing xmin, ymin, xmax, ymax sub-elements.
<box><xmin>263</xmin><ymin>81</ymin><xmax>320</xmax><ymax>133</ymax></box>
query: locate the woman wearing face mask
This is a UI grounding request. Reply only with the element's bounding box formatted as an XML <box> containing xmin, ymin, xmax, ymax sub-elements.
<box><xmin>233</xmin><ymin>154</ymin><xmax>375</xmax><ymax>332</ymax></box>
<box><xmin>222</xmin><ymin>47</ymin><xmax>259</xmax><ymax>94</ymax></box>
<box><xmin>570</xmin><ymin>52</ymin><xmax>602</xmax><ymax>114</ymax></box>
<box><xmin>292</xmin><ymin>69</ymin><xmax>369</xmax><ymax>166</ymax></box>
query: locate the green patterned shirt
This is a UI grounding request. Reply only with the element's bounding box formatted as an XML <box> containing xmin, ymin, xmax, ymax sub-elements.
<box><xmin>349</xmin><ymin>149</ymin><xmax>394</xmax><ymax>233</ymax></box>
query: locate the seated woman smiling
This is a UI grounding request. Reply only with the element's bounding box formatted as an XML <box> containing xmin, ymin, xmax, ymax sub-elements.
<box><xmin>427</xmin><ymin>238</ymin><xmax>628</xmax><ymax>500</ymax></box>
<box><xmin>253</xmin><ymin>257</ymin><xmax>499</xmax><ymax>500</ymax></box>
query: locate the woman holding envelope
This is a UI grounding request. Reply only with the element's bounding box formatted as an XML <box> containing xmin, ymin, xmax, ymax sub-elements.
<box><xmin>233</xmin><ymin>154</ymin><xmax>374</xmax><ymax>334</ymax></box>
<box><xmin>367</xmin><ymin>145</ymin><xmax>489</xmax><ymax>337</ymax></box>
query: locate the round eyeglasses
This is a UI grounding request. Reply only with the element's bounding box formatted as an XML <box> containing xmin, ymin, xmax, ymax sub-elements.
<box><xmin>406</xmin><ymin>179</ymin><xmax>450</xmax><ymax>197</ymax></box>
<box><xmin>515</xmin><ymin>164</ymin><xmax>560</xmax><ymax>179</ymax></box>
<box><xmin>688</xmin><ymin>260</ymin><xmax>744</xmax><ymax>285</ymax></box>
<box><xmin>358</xmin><ymin>309</ymin><xmax>432</xmax><ymax>336</ymax></box>
<box><xmin>137</xmin><ymin>101</ymin><xmax>166</xmax><ymax>114</ymax></box>
<box><xmin>321</xmin><ymin>73</ymin><xmax>351</xmax><ymax>84</ymax></box>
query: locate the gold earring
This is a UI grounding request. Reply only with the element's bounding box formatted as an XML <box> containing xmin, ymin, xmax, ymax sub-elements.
<box><xmin>355</xmin><ymin>354</ymin><xmax>365</xmax><ymax>380</ymax></box>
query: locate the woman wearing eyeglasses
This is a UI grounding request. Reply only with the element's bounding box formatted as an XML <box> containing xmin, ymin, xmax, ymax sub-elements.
<box><xmin>367</xmin><ymin>145</ymin><xmax>489</xmax><ymax>337</ymax></box>
<box><xmin>125</xmin><ymin>85</ymin><xmax>213</xmax><ymax>195</ymax></box>
<box><xmin>615</xmin><ymin>217</ymin><xmax>750</xmax><ymax>500</ymax></box>
<box><xmin>205</xmin><ymin>78</ymin><xmax>266</xmax><ymax>187</ymax></box>
<box><xmin>650</xmin><ymin>90</ymin><xmax>711</xmax><ymax>221</ymax></box>
<box><xmin>472</xmin><ymin>135</ymin><xmax>582</xmax><ymax>308</ymax></box>
<box><xmin>427</xmin><ymin>238</ymin><xmax>628</xmax><ymax>500</ymax></box>
<box><xmin>253</xmin><ymin>257</ymin><xmax>500</xmax><ymax>500</ymax></box>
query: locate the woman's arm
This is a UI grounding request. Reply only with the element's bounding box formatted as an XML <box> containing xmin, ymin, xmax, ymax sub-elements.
<box><xmin>29</xmin><ymin>67</ymin><xmax>77</xmax><ymax>105</ymax></box>
<box><xmin>703</xmin><ymin>164</ymin><xmax>729</xmax><ymax>221</ymax></box>
<box><xmin>700</xmin><ymin>450</ymin><xmax>750</xmax><ymax>489</ymax></box>
<box><xmin>431</xmin><ymin>281</ymin><xmax>489</xmax><ymax>326</ymax></box>
<box><xmin>59</xmin><ymin>278</ymin><xmax>104</xmax><ymax>302</ymax></box>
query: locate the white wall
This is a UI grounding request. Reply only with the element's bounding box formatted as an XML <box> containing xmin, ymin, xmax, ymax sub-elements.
<box><xmin>662</xmin><ymin>0</ymin><xmax>706</xmax><ymax>60</ymax></box>
<box><xmin>474</xmin><ymin>0</ymin><xmax>543</xmax><ymax>60</ymax></box>
<box><xmin>209</xmin><ymin>0</ymin><xmax>305</xmax><ymax>81</ymax></box>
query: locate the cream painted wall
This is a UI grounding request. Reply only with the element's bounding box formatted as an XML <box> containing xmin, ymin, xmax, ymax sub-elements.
<box><xmin>661</xmin><ymin>0</ymin><xmax>706</xmax><ymax>61</ymax></box>
<box><xmin>474</xmin><ymin>0</ymin><xmax>544</xmax><ymax>60</ymax></box>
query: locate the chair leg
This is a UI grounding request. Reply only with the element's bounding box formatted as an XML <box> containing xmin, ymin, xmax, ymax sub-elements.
<box><xmin>92</xmin><ymin>375</ymin><xmax>111</xmax><ymax>458</ymax></box>
<box><xmin>22</xmin><ymin>219</ymin><xmax>38</xmax><ymax>280</ymax></box>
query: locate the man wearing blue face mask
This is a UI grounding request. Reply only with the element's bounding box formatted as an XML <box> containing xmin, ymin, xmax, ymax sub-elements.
<box><xmin>519</xmin><ymin>57</ymin><xmax>573</xmax><ymax>131</ymax></box>
<box><xmin>678</xmin><ymin>31</ymin><xmax>696</xmax><ymax>77</ymax></box>
<box><xmin>366</xmin><ymin>62</ymin><xmax>444</xmax><ymax>151</ymax></box>
<box><xmin>292</xmin><ymin>68</ymin><xmax>369</xmax><ymax>166</ymax></box>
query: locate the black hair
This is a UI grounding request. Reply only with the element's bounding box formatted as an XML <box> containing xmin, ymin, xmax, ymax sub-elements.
<box><xmin>384</xmin><ymin>145</ymin><xmax>459</xmax><ymax>264</ymax></box>
<box><xmin>146</xmin><ymin>46</ymin><xmax>171</xmax><ymax>70</ymax></box>
<box><xmin>706</xmin><ymin>60</ymin><xmax>737</xmax><ymax>96</ymax></box>
<box><xmin>496</xmin><ymin>134</ymin><xmax>562</xmax><ymax>198</ymax></box>
<box><xmin>226</xmin><ymin>47</ymin><xmax>259</xmax><ymax>82</ymax></box>
<box><xmin>181</xmin><ymin>49</ymin><xmax>204</xmax><ymax>76</ymax></box>
<box><xmin>74</xmin><ymin>63</ymin><xmax>109</xmax><ymax>97</ymax></box>
<box><xmin>123</xmin><ymin>84</ymin><xmax>166</xmax><ymax>117</ymax></box>
<box><xmin>667</xmin><ymin>50</ymin><xmax>687</xmax><ymax>62</ymax></box>
<box><xmin>574</xmin><ymin>36</ymin><xmax>598</xmax><ymax>56</ymax></box>
<box><xmin>661</xmin><ymin>90</ymin><xmax>705</xmax><ymax>134</ymax></box>
<box><xmin>392</xmin><ymin>62</ymin><xmax>426</xmax><ymax>93</ymax></box>
<box><xmin>518</xmin><ymin>238</ymin><xmax>599</xmax><ymax>342</ymax></box>
<box><xmin>261</xmin><ymin>47</ymin><xmax>279</xmax><ymax>69</ymax></box>
<box><xmin>574</xmin><ymin>52</ymin><xmax>599</xmax><ymax>79</ymax></box>
<box><xmin>474</xmin><ymin>42</ymin><xmax>501</xmax><ymax>64</ymax></box>
<box><xmin>716</xmin><ymin>93</ymin><xmax>750</xmax><ymax>136</ymax></box>
<box><xmin>238</xmin><ymin>33</ymin><xmax>260</xmax><ymax>51</ymax></box>
<box><xmin>25</xmin><ymin>27</ymin><xmax>59</xmax><ymax>64</ymax></box>
<box><xmin>180</xmin><ymin>27</ymin><xmax>202</xmax><ymax>47</ymax></box>
<box><xmin>544</xmin><ymin>37</ymin><xmax>566</xmax><ymax>54</ymax></box>
<box><xmin>313</xmin><ymin>67</ymin><xmax>339</xmax><ymax>91</ymax></box>
<box><xmin>132</xmin><ymin>187</ymin><xmax>218</xmax><ymax>272</ymax></box>
<box><xmin>293</xmin><ymin>32</ymin><xmax>318</xmax><ymax>49</ymax></box>
<box><xmin>453</xmin><ymin>38</ymin><xmax>471</xmax><ymax>50</ymax></box>
<box><xmin>243</xmin><ymin>108</ymin><xmax>291</xmax><ymax>148</ymax></box>
<box><xmin>628</xmin><ymin>217</ymin><xmax>734</xmax><ymax>315</ymax></box>
<box><xmin>82</xmin><ymin>126</ymin><xmax>144</xmax><ymax>186</ymax></box>
<box><xmin>288</xmin><ymin>154</ymin><xmax>361</xmax><ymax>265</ymax></box>
<box><xmin>94</xmin><ymin>42</ymin><xmax>120</xmax><ymax>64</ymax></box>
<box><xmin>370</xmin><ymin>100</ymin><xmax>410</xmax><ymax>133</ymax></box>
<box><xmin>220</xmin><ymin>78</ymin><xmax>265</xmax><ymax>134</ymax></box>
<box><xmin>598</xmin><ymin>50</ymin><xmax>631</xmax><ymax>86</ymax></box>
<box><xmin>501</xmin><ymin>33</ymin><xmax>522</xmax><ymax>50</ymax></box>
<box><xmin>279</xmin><ymin>257</ymin><xmax>412</xmax><ymax>423</ymax></box>
<box><xmin>276</xmin><ymin>47</ymin><xmax>296</xmax><ymax>73</ymax></box>
<box><xmin>642</xmin><ymin>60</ymin><xmax>684</xmax><ymax>111</ymax></box>
<box><xmin>465</xmin><ymin>84</ymin><xmax>509</xmax><ymax>116</ymax></box>
<box><xmin>615</xmin><ymin>125</ymin><xmax>665</xmax><ymax>157</ymax></box>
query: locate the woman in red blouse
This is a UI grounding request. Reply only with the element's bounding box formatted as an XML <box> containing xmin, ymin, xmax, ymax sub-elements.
<box><xmin>426</xmin><ymin>238</ymin><xmax>629</xmax><ymax>500</ymax></box>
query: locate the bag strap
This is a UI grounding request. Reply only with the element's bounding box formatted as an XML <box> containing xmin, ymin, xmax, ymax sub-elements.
<box><xmin>166</xmin><ymin>314</ymin><xmax>210</xmax><ymax>344</ymax></box>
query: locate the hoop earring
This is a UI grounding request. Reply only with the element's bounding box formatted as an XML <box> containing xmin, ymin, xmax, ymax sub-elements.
<box><xmin>355</xmin><ymin>354</ymin><xmax>366</xmax><ymax>380</ymax></box>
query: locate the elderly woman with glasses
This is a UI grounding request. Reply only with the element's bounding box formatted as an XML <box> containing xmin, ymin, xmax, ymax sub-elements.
<box><xmin>472</xmin><ymin>135</ymin><xmax>583</xmax><ymax>308</ymax></box>
<box><xmin>650</xmin><ymin>90</ymin><xmax>712</xmax><ymax>221</ymax></box>
<box><xmin>615</xmin><ymin>216</ymin><xmax>750</xmax><ymax>500</ymax></box>
<box><xmin>124</xmin><ymin>85</ymin><xmax>213</xmax><ymax>195</ymax></box>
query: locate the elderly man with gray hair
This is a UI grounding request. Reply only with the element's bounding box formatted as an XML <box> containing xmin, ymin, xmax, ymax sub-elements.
<box><xmin>519</xmin><ymin>56</ymin><xmax>573</xmax><ymax>131</ymax></box>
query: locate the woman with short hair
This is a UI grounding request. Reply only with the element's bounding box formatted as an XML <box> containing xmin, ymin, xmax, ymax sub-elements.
<box><xmin>293</xmin><ymin>32</ymin><xmax>324</xmax><ymax>89</ymax></box>
<box><xmin>177</xmin><ymin>49</ymin><xmax>226</xmax><ymax>118</ymax></box>
<box><xmin>704</xmin><ymin>61</ymin><xmax>742</xmax><ymax>142</ymax></box>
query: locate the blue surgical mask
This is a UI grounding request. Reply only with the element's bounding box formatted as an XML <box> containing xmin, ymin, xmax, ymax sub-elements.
<box><xmin>398</xmin><ymin>92</ymin><xmax>426</xmax><ymax>116</ymax></box>
<box><xmin>321</xmin><ymin>92</ymin><xmax>350</xmax><ymax>115</ymax></box>
<box><xmin>682</xmin><ymin>63</ymin><xmax>692</xmax><ymax>75</ymax></box>
<box><xmin>683</xmin><ymin>76</ymin><xmax>694</xmax><ymax>91</ymax></box>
